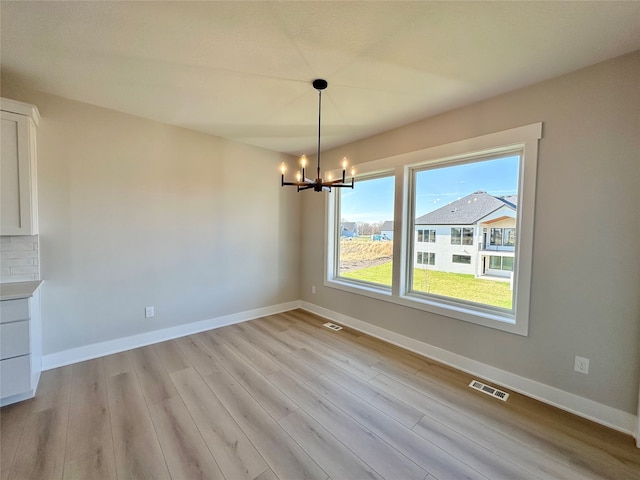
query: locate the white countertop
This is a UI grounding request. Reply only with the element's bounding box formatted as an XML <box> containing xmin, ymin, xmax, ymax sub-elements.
<box><xmin>0</xmin><ymin>280</ymin><xmax>42</xmax><ymax>301</ymax></box>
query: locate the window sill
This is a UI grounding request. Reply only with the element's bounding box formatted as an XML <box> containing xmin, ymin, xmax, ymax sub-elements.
<box><xmin>325</xmin><ymin>277</ymin><xmax>526</xmax><ymax>336</ymax></box>
<box><xmin>325</xmin><ymin>278</ymin><xmax>392</xmax><ymax>299</ymax></box>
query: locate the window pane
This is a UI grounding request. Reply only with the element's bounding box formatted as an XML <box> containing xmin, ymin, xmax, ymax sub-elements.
<box><xmin>411</xmin><ymin>155</ymin><xmax>519</xmax><ymax>310</ymax></box>
<box><xmin>450</xmin><ymin>228</ymin><xmax>461</xmax><ymax>245</ymax></box>
<box><xmin>490</xmin><ymin>228</ymin><xmax>503</xmax><ymax>246</ymax></box>
<box><xmin>417</xmin><ymin>229</ymin><xmax>424</xmax><ymax>242</ymax></box>
<box><xmin>452</xmin><ymin>254</ymin><xmax>471</xmax><ymax>264</ymax></box>
<box><xmin>429</xmin><ymin>230</ymin><xmax>436</xmax><ymax>243</ymax></box>
<box><xmin>462</xmin><ymin>228</ymin><xmax>474</xmax><ymax>245</ymax></box>
<box><xmin>338</xmin><ymin>175</ymin><xmax>395</xmax><ymax>287</ymax></box>
<box><xmin>504</xmin><ymin>228</ymin><xmax>516</xmax><ymax>247</ymax></box>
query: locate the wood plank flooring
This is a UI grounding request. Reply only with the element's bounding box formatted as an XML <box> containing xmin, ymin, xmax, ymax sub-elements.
<box><xmin>1</xmin><ymin>309</ymin><xmax>639</xmax><ymax>480</ymax></box>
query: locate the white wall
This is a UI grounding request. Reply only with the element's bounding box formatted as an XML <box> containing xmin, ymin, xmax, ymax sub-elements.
<box><xmin>416</xmin><ymin>225</ymin><xmax>477</xmax><ymax>274</ymax></box>
<box><xmin>0</xmin><ymin>85</ymin><xmax>301</xmax><ymax>356</ymax></box>
<box><xmin>300</xmin><ymin>52</ymin><xmax>640</xmax><ymax>417</ymax></box>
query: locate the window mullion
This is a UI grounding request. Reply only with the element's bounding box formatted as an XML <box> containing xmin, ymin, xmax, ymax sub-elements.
<box><xmin>392</xmin><ymin>164</ymin><xmax>407</xmax><ymax>298</ymax></box>
<box><xmin>324</xmin><ymin>188</ymin><xmax>338</xmax><ymax>282</ymax></box>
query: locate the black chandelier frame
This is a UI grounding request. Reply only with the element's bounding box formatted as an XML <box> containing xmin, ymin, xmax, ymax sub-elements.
<box><xmin>281</xmin><ymin>79</ymin><xmax>354</xmax><ymax>192</ymax></box>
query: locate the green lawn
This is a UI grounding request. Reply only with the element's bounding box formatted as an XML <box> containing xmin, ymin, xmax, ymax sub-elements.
<box><xmin>342</xmin><ymin>261</ymin><xmax>512</xmax><ymax>309</ymax></box>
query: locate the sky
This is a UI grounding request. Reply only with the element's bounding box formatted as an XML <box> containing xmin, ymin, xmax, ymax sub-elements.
<box><xmin>340</xmin><ymin>155</ymin><xmax>520</xmax><ymax>224</ymax></box>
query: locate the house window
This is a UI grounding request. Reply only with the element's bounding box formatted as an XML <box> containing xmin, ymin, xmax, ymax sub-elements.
<box><xmin>451</xmin><ymin>228</ymin><xmax>461</xmax><ymax>244</ymax></box>
<box><xmin>326</xmin><ymin>122</ymin><xmax>541</xmax><ymax>336</ymax></box>
<box><xmin>333</xmin><ymin>174</ymin><xmax>395</xmax><ymax>288</ymax></box>
<box><xmin>504</xmin><ymin>228</ymin><xmax>516</xmax><ymax>246</ymax></box>
<box><xmin>502</xmin><ymin>257</ymin><xmax>514</xmax><ymax>271</ymax></box>
<box><xmin>417</xmin><ymin>229</ymin><xmax>436</xmax><ymax>243</ymax></box>
<box><xmin>489</xmin><ymin>256</ymin><xmax>514</xmax><ymax>271</ymax></box>
<box><xmin>417</xmin><ymin>252</ymin><xmax>435</xmax><ymax>265</ymax></box>
<box><xmin>463</xmin><ymin>228</ymin><xmax>474</xmax><ymax>245</ymax></box>
<box><xmin>451</xmin><ymin>227</ymin><xmax>473</xmax><ymax>245</ymax></box>
<box><xmin>452</xmin><ymin>254</ymin><xmax>471</xmax><ymax>264</ymax></box>
<box><xmin>490</xmin><ymin>228</ymin><xmax>516</xmax><ymax>247</ymax></box>
<box><xmin>490</xmin><ymin>228</ymin><xmax>503</xmax><ymax>246</ymax></box>
<box><xmin>412</xmin><ymin>157</ymin><xmax>519</xmax><ymax>311</ymax></box>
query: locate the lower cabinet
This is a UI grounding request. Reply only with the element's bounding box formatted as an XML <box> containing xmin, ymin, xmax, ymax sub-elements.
<box><xmin>0</xmin><ymin>356</ymin><xmax>31</xmax><ymax>398</ymax></box>
<box><xmin>0</xmin><ymin>288</ymin><xmax>41</xmax><ymax>405</ymax></box>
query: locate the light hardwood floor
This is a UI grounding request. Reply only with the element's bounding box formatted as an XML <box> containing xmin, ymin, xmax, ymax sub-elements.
<box><xmin>1</xmin><ymin>309</ymin><xmax>638</xmax><ymax>480</ymax></box>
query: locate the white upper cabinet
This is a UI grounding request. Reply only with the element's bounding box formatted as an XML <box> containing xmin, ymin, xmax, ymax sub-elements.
<box><xmin>0</xmin><ymin>98</ymin><xmax>40</xmax><ymax>235</ymax></box>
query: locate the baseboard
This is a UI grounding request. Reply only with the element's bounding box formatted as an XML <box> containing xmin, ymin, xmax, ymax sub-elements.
<box><xmin>41</xmin><ymin>300</ymin><xmax>301</xmax><ymax>370</ymax></box>
<box><xmin>300</xmin><ymin>301</ymin><xmax>638</xmax><ymax>439</ymax></box>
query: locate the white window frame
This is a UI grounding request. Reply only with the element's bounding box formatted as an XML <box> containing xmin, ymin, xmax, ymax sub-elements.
<box><xmin>325</xmin><ymin>123</ymin><xmax>541</xmax><ymax>336</ymax></box>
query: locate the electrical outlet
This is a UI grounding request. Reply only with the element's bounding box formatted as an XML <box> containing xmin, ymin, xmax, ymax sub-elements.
<box><xmin>311</xmin><ymin>286</ymin><xmax>316</xmax><ymax>294</ymax></box>
<box><xmin>145</xmin><ymin>306</ymin><xmax>155</xmax><ymax>318</ymax></box>
<box><xmin>574</xmin><ymin>355</ymin><xmax>589</xmax><ymax>374</ymax></box>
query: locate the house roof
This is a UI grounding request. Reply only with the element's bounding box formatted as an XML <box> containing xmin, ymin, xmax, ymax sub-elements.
<box><xmin>341</xmin><ymin>222</ymin><xmax>357</xmax><ymax>231</ymax></box>
<box><xmin>380</xmin><ymin>221</ymin><xmax>394</xmax><ymax>231</ymax></box>
<box><xmin>415</xmin><ymin>191</ymin><xmax>516</xmax><ymax>225</ymax></box>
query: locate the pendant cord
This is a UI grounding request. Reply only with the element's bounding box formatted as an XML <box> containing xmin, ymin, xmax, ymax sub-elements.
<box><xmin>317</xmin><ymin>89</ymin><xmax>322</xmax><ymax>180</ymax></box>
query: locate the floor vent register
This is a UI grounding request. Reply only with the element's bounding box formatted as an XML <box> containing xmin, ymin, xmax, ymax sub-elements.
<box><xmin>469</xmin><ymin>380</ymin><xmax>510</xmax><ymax>401</ymax></box>
<box><xmin>323</xmin><ymin>322</ymin><xmax>343</xmax><ymax>331</ymax></box>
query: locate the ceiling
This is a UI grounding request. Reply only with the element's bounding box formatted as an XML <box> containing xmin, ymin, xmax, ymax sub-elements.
<box><xmin>2</xmin><ymin>1</ymin><xmax>639</xmax><ymax>155</ymax></box>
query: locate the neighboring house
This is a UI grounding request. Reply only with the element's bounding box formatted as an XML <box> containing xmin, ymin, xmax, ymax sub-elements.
<box><xmin>380</xmin><ymin>220</ymin><xmax>394</xmax><ymax>240</ymax></box>
<box><xmin>340</xmin><ymin>221</ymin><xmax>359</xmax><ymax>238</ymax></box>
<box><xmin>414</xmin><ymin>191</ymin><xmax>517</xmax><ymax>279</ymax></box>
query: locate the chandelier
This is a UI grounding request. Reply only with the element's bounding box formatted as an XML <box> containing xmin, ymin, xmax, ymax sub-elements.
<box><xmin>280</xmin><ymin>79</ymin><xmax>355</xmax><ymax>192</ymax></box>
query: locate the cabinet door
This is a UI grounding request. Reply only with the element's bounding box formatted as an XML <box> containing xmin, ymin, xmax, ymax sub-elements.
<box><xmin>0</xmin><ymin>355</ymin><xmax>31</xmax><ymax>398</ymax></box>
<box><xmin>0</xmin><ymin>321</ymin><xmax>30</xmax><ymax>360</ymax></box>
<box><xmin>1</xmin><ymin>111</ymin><xmax>35</xmax><ymax>235</ymax></box>
<box><xmin>0</xmin><ymin>298</ymin><xmax>29</xmax><ymax>324</ymax></box>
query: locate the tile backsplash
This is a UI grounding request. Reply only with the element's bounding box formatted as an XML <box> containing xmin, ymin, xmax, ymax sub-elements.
<box><xmin>0</xmin><ymin>235</ymin><xmax>40</xmax><ymax>283</ymax></box>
